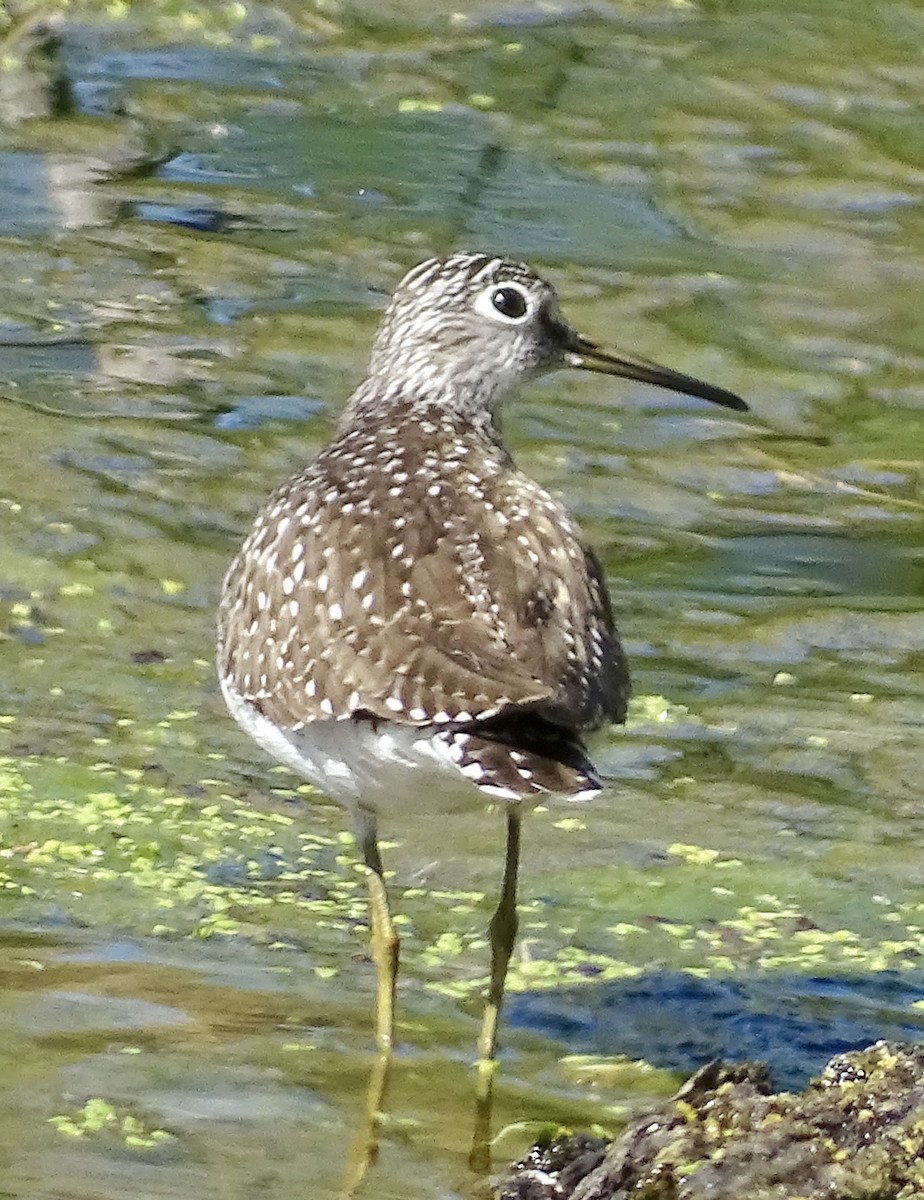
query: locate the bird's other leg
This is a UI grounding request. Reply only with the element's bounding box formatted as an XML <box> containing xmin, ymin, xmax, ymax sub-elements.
<box><xmin>470</xmin><ymin>808</ymin><xmax>521</xmax><ymax>1174</ymax></box>
<box><xmin>341</xmin><ymin>807</ymin><xmax>400</xmax><ymax>1196</ymax></box>
<box><xmin>358</xmin><ymin>806</ymin><xmax>399</xmax><ymax>1053</ymax></box>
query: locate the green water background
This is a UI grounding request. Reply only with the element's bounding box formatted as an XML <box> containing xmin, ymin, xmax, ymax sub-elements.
<box><xmin>2</xmin><ymin>1</ymin><xmax>924</xmax><ymax>1196</ymax></box>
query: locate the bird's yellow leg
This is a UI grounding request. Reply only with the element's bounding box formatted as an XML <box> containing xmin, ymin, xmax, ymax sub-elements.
<box><xmin>470</xmin><ymin>810</ymin><xmax>521</xmax><ymax>1174</ymax></box>
<box><xmin>340</xmin><ymin>814</ymin><xmax>400</xmax><ymax>1196</ymax></box>
<box><xmin>366</xmin><ymin>861</ymin><xmax>399</xmax><ymax>1053</ymax></box>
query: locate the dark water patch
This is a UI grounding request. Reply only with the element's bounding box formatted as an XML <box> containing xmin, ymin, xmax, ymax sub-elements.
<box><xmin>507</xmin><ymin>969</ymin><xmax>924</xmax><ymax>1091</ymax></box>
<box><xmin>0</xmin><ymin>152</ymin><xmax>57</xmax><ymax>235</ymax></box>
<box><xmin>214</xmin><ymin>109</ymin><xmax>723</xmax><ymax>264</ymax></box>
<box><xmin>709</xmin><ymin>533</ymin><xmax>924</xmax><ymax>599</ymax></box>
<box><xmin>68</xmin><ymin>36</ymin><xmax>297</xmax><ymax>93</ymax></box>
<box><xmin>0</xmin><ymin>335</ymin><xmax>96</xmax><ymax>379</ymax></box>
<box><xmin>131</xmin><ymin>202</ymin><xmax>237</xmax><ymax>233</ymax></box>
<box><xmin>213</xmin><ymin>393</ymin><xmax>324</xmax><ymax>431</ymax></box>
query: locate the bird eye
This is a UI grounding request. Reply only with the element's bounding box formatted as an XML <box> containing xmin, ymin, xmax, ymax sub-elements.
<box><xmin>472</xmin><ymin>280</ymin><xmax>535</xmax><ymax>325</ymax></box>
<box><xmin>490</xmin><ymin>285</ymin><xmax>529</xmax><ymax>320</ymax></box>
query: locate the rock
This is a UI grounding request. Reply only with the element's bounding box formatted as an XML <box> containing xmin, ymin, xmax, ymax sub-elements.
<box><xmin>496</xmin><ymin>1041</ymin><xmax>924</xmax><ymax>1199</ymax></box>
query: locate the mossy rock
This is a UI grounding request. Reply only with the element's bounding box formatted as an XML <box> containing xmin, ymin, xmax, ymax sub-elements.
<box><xmin>497</xmin><ymin>1040</ymin><xmax>924</xmax><ymax>1199</ymax></box>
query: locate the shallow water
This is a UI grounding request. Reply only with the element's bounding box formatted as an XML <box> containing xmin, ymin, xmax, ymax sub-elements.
<box><xmin>2</xmin><ymin>2</ymin><xmax>924</xmax><ymax>1197</ymax></box>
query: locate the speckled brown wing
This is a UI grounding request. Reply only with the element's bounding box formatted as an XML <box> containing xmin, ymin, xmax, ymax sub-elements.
<box><xmin>218</xmin><ymin>411</ymin><xmax>629</xmax><ymax>738</ymax></box>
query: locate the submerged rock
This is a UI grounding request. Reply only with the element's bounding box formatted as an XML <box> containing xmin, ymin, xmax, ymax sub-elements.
<box><xmin>496</xmin><ymin>1041</ymin><xmax>924</xmax><ymax>1200</ymax></box>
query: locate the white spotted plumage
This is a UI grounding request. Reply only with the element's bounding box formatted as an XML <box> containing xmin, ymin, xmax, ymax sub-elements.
<box><xmin>216</xmin><ymin>252</ymin><xmax>745</xmax><ymax>1121</ymax></box>
<box><xmin>218</xmin><ymin>253</ymin><xmax>649</xmax><ymax>816</ymax></box>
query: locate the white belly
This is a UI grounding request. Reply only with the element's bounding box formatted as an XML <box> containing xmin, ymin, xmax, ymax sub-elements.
<box><xmin>221</xmin><ymin>676</ymin><xmax>524</xmax><ymax>819</ymax></box>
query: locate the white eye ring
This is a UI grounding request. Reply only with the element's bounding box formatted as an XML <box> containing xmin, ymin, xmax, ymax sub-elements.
<box><xmin>473</xmin><ymin>281</ymin><xmax>534</xmax><ymax>325</ymax></box>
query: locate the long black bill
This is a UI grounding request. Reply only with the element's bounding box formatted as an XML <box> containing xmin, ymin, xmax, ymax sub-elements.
<box><xmin>567</xmin><ymin>335</ymin><xmax>747</xmax><ymax>412</ymax></box>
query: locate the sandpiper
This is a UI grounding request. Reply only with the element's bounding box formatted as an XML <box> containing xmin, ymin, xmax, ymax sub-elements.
<box><xmin>217</xmin><ymin>252</ymin><xmax>746</xmax><ymax>1169</ymax></box>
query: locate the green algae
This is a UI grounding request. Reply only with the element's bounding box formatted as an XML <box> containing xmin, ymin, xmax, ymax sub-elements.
<box><xmin>0</xmin><ymin>748</ymin><xmax>368</xmax><ymax>949</ymax></box>
<box><xmin>49</xmin><ymin>1096</ymin><xmax>174</xmax><ymax>1148</ymax></box>
<box><xmin>5</xmin><ymin>730</ymin><xmax>924</xmax><ymax>1004</ymax></box>
<box><xmin>1</xmin><ymin>487</ymin><xmax>923</xmax><ymax>1004</ymax></box>
<box><xmin>0</xmin><ymin>530</ymin><xmax>921</xmax><ymax>993</ymax></box>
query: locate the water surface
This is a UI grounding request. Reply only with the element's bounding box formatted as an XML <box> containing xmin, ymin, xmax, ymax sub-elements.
<box><xmin>2</xmin><ymin>2</ymin><xmax>924</xmax><ymax>1197</ymax></box>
